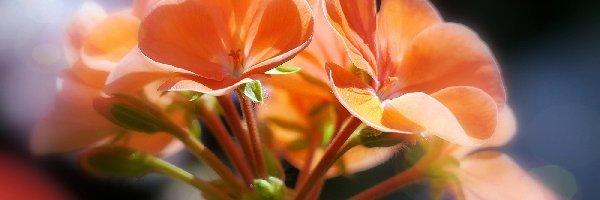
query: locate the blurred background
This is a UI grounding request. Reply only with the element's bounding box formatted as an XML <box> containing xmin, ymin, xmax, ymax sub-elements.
<box><xmin>0</xmin><ymin>0</ymin><xmax>598</xmax><ymax>199</ymax></box>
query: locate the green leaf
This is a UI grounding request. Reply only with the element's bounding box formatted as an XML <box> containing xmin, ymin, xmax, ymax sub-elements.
<box><xmin>265</xmin><ymin>66</ymin><xmax>301</xmax><ymax>75</ymax></box>
<box><xmin>242</xmin><ymin>80</ymin><xmax>263</xmax><ymax>102</ymax></box>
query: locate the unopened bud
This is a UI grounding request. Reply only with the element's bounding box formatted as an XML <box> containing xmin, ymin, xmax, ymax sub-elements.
<box><xmin>252</xmin><ymin>176</ymin><xmax>284</xmax><ymax>200</ymax></box>
<box><xmin>94</xmin><ymin>94</ymin><xmax>171</xmax><ymax>133</ymax></box>
<box><xmin>81</xmin><ymin>146</ymin><xmax>154</xmax><ymax>177</ymax></box>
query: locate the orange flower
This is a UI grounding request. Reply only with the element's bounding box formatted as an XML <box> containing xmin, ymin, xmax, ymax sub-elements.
<box><xmin>258</xmin><ymin>0</ymin><xmax>401</xmax><ymax>177</ymax></box>
<box><xmin>323</xmin><ymin>0</ymin><xmax>505</xmax><ymax>145</ymax></box>
<box><xmin>107</xmin><ymin>0</ymin><xmax>314</xmax><ymax>96</ymax></box>
<box><xmin>437</xmin><ymin>108</ymin><xmax>558</xmax><ymax>199</ymax></box>
<box><xmin>32</xmin><ymin>1</ymin><xmax>184</xmax><ymax>156</ymax></box>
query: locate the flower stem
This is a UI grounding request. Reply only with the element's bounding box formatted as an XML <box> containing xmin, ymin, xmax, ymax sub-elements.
<box><xmin>236</xmin><ymin>90</ymin><xmax>267</xmax><ymax>178</ymax></box>
<box><xmin>296</xmin><ymin>131</ymin><xmax>322</xmax><ymax>187</ymax></box>
<box><xmin>350</xmin><ymin>139</ymin><xmax>449</xmax><ymax>200</ymax></box>
<box><xmin>149</xmin><ymin>156</ymin><xmax>232</xmax><ymax>200</ymax></box>
<box><xmin>350</xmin><ymin>165</ymin><xmax>423</xmax><ymax>200</ymax></box>
<box><xmin>294</xmin><ymin>117</ymin><xmax>362</xmax><ymax>200</ymax></box>
<box><xmin>216</xmin><ymin>95</ymin><xmax>257</xmax><ymax>175</ymax></box>
<box><xmin>170</xmin><ymin>127</ymin><xmax>246</xmax><ymax>192</ymax></box>
<box><xmin>197</xmin><ymin>104</ymin><xmax>254</xmax><ymax>186</ymax></box>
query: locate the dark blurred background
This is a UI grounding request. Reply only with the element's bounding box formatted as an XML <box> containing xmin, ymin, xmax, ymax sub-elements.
<box><xmin>0</xmin><ymin>0</ymin><xmax>598</xmax><ymax>199</ymax></box>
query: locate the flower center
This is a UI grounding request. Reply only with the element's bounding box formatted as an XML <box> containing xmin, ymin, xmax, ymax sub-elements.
<box><xmin>229</xmin><ymin>49</ymin><xmax>244</xmax><ymax>77</ymax></box>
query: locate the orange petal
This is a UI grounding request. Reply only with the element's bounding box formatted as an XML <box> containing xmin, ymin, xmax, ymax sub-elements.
<box><xmin>283</xmin><ymin>0</ymin><xmax>349</xmax><ymax>82</ymax></box>
<box><xmin>132</xmin><ymin>0</ymin><xmax>160</xmax><ymax>18</ymax></box>
<box><xmin>327</xmin><ymin>62</ymin><xmax>398</xmax><ymax>133</ymax></box>
<box><xmin>65</xmin><ymin>2</ymin><xmax>107</xmax><ymax>65</ymax></box>
<box><xmin>125</xmin><ymin>132</ymin><xmax>183</xmax><ymax>157</ymax></box>
<box><xmin>243</xmin><ymin>0</ymin><xmax>314</xmax><ymax>72</ymax></box>
<box><xmin>432</xmin><ymin>86</ymin><xmax>497</xmax><ymax>140</ymax></box>
<box><xmin>81</xmin><ymin>12</ymin><xmax>139</xmax><ymax>72</ymax></box>
<box><xmin>459</xmin><ymin>151</ymin><xmax>559</xmax><ymax>200</ymax></box>
<box><xmin>104</xmin><ymin>48</ymin><xmax>193</xmax><ymax>94</ymax></box>
<box><xmin>159</xmin><ymin>74</ymin><xmax>255</xmax><ymax>96</ymax></box>
<box><xmin>395</xmin><ymin>23</ymin><xmax>505</xmax><ymax>108</ymax></box>
<box><xmin>324</xmin><ymin>0</ymin><xmax>378</xmax><ymax>82</ymax></box>
<box><xmin>139</xmin><ymin>0</ymin><xmax>236</xmax><ymax>81</ymax></box>
<box><xmin>376</xmin><ymin>0</ymin><xmax>441</xmax><ymax>79</ymax></box>
<box><xmin>453</xmin><ymin>106</ymin><xmax>517</xmax><ymax>158</ymax></box>
<box><xmin>31</xmin><ymin>72</ymin><xmax>120</xmax><ymax>155</ymax></box>
<box><xmin>382</xmin><ymin>92</ymin><xmax>475</xmax><ymax>146</ymax></box>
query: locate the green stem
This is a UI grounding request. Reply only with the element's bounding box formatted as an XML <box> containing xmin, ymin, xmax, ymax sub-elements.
<box><xmin>169</xmin><ymin>126</ymin><xmax>246</xmax><ymax>192</ymax></box>
<box><xmin>149</xmin><ymin>156</ymin><xmax>232</xmax><ymax>200</ymax></box>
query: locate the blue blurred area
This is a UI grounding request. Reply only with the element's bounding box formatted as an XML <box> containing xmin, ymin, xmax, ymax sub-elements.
<box><xmin>0</xmin><ymin>0</ymin><xmax>598</xmax><ymax>199</ymax></box>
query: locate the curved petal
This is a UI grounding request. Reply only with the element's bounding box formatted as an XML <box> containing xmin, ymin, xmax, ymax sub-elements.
<box><xmin>459</xmin><ymin>151</ymin><xmax>559</xmax><ymax>200</ymax></box>
<box><xmin>159</xmin><ymin>74</ymin><xmax>255</xmax><ymax>96</ymax></box>
<box><xmin>132</xmin><ymin>0</ymin><xmax>160</xmax><ymax>18</ymax></box>
<box><xmin>453</xmin><ymin>106</ymin><xmax>517</xmax><ymax>158</ymax></box>
<box><xmin>283</xmin><ymin>0</ymin><xmax>349</xmax><ymax>82</ymax></box>
<box><xmin>65</xmin><ymin>2</ymin><xmax>107</xmax><ymax>65</ymax></box>
<box><xmin>376</xmin><ymin>0</ymin><xmax>441</xmax><ymax>79</ymax></box>
<box><xmin>382</xmin><ymin>92</ymin><xmax>475</xmax><ymax>146</ymax></box>
<box><xmin>323</xmin><ymin>0</ymin><xmax>378</xmax><ymax>82</ymax></box>
<box><xmin>327</xmin><ymin>62</ymin><xmax>400</xmax><ymax>133</ymax></box>
<box><xmin>31</xmin><ymin>72</ymin><xmax>120</xmax><ymax>155</ymax></box>
<box><xmin>432</xmin><ymin>86</ymin><xmax>498</xmax><ymax>140</ymax></box>
<box><xmin>395</xmin><ymin>23</ymin><xmax>505</xmax><ymax>108</ymax></box>
<box><xmin>139</xmin><ymin>0</ymin><xmax>233</xmax><ymax>80</ymax></box>
<box><xmin>81</xmin><ymin>12</ymin><xmax>140</xmax><ymax>72</ymax></box>
<box><xmin>243</xmin><ymin>0</ymin><xmax>314</xmax><ymax>71</ymax></box>
<box><xmin>104</xmin><ymin>48</ymin><xmax>194</xmax><ymax>94</ymax></box>
<box><xmin>125</xmin><ymin>132</ymin><xmax>183</xmax><ymax>157</ymax></box>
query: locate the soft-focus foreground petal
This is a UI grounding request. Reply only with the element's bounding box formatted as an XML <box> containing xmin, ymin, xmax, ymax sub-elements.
<box><xmin>31</xmin><ymin>73</ymin><xmax>120</xmax><ymax>155</ymax></box>
<box><xmin>376</xmin><ymin>0</ymin><xmax>441</xmax><ymax>79</ymax></box>
<box><xmin>132</xmin><ymin>0</ymin><xmax>160</xmax><ymax>18</ymax></box>
<box><xmin>395</xmin><ymin>23</ymin><xmax>505</xmax><ymax>107</ymax></box>
<box><xmin>81</xmin><ymin>12</ymin><xmax>140</xmax><ymax>72</ymax></box>
<box><xmin>65</xmin><ymin>2</ymin><xmax>107</xmax><ymax>65</ymax></box>
<box><xmin>382</xmin><ymin>92</ymin><xmax>475</xmax><ymax>146</ymax></box>
<box><xmin>459</xmin><ymin>151</ymin><xmax>559</xmax><ymax>200</ymax></box>
<box><xmin>324</xmin><ymin>0</ymin><xmax>378</xmax><ymax>81</ymax></box>
<box><xmin>0</xmin><ymin>154</ymin><xmax>70</xmax><ymax>200</ymax></box>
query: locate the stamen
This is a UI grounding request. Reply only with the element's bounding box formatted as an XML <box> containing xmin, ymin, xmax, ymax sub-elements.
<box><xmin>229</xmin><ymin>49</ymin><xmax>243</xmax><ymax>77</ymax></box>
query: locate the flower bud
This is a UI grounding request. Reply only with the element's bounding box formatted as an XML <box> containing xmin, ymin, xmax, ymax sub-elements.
<box><xmin>94</xmin><ymin>94</ymin><xmax>172</xmax><ymax>133</ymax></box>
<box><xmin>252</xmin><ymin>176</ymin><xmax>285</xmax><ymax>200</ymax></box>
<box><xmin>81</xmin><ymin>146</ymin><xmax>154</xmax><ymax>177</ymax></box>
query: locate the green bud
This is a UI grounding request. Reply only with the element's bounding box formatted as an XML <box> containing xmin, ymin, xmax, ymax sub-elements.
<box><xmin>242</xmin><ymin>80</ymin><xmax>264</xmax><ymax>102</ymax></box>
<box><xmin>94</xmin><ymin>94</ymin><xmax>171</xmax><ymax>133</ymax></box>
<box><xmin>81</xmin><ymin>146</ymin><xmax>154</xmax><ymax>177</ymax></box>
<box><xmin>252</xmin><ymin>176</ymin><xmax>285</xmax><ymax>200</ymax></box>
<box><xmin>265</xmin><ymin>65</ymin><xmax>301</xmax><ymax>75</ymax></box>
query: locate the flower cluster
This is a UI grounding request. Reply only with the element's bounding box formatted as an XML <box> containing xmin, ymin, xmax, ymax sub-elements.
<box><xmin>33</xmin><ymin>0</ymin><xmax>558</xmax><ymax>199</ymax></box>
